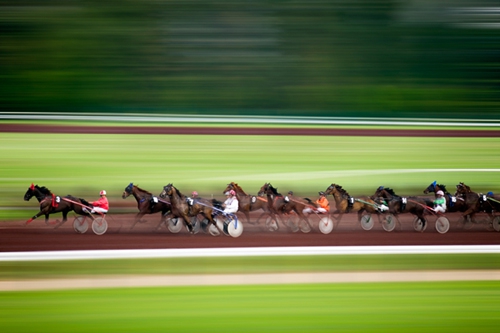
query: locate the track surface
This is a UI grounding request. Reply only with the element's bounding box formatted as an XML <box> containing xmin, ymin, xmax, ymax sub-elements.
<box><xmin>2</xmin><ymin>124</ymin><xmax>499</xmax><ymax>252</ymax></box>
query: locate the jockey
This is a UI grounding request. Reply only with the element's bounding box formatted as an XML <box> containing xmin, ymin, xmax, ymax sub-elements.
<box><xmin>433</xmin><ymin>190</ymin><xmax>447</xmax><ymax>214</ymax></box>
<box><xmin>315</xmin><ymin>191</ymin><xmax>330</xmax><ymax>213</ymax></box>
<box><xmin>223</xmin><ymin>190</ymin><xmax>239</xmax><ymax>214</ymax></box>
<box><xmin>85</xmin><ymin>190</ymin><xmax>109</xmax><ymax>214</ymax></box>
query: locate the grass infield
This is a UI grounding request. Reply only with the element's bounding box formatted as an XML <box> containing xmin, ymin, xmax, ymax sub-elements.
<box><xmin>1</xmin><ymin>281</ymin><xmax>499</xmax><ymax>333</ymax></box>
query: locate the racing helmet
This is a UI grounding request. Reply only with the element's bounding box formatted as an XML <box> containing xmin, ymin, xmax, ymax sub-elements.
<box><xmin>191</xmin><ymin>191</ymin><xmax>198</xmax><ymax>197</ymax></box>
<box><xmin>229</xmin><ymin>190</ymin><xmax>236</xmax><ymax>196</ymax></box>
<box><xmin>100</xmin><ymin>190</ymin><xmax>107</xmax><ymax>196</ymax></box>
<box><xmin>436</xmin><ymin>190</ymin><xmax>444</xmax><ymax>196</ymax></box>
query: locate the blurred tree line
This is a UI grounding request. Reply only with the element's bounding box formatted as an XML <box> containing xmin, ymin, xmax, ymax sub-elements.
<box><xmin>1</xmin><ymin>0</ymin><xmax>499</xmax><ymax>118</ymax></box>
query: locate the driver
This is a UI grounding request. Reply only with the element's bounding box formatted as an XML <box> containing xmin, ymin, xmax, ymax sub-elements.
<box><xmin>222</xmin><ymin>190</ymin><xmax>239</xmax><ymax>215</ymax></box>
<box><xmin>433</xmin><ymin>190</ymin><xmax>447</xmax><ymax>214</ymax></box>
<box><xmin>85</xmin><ymin>190</ymin><xmax>109</xmax><ymax>214</ymax></box>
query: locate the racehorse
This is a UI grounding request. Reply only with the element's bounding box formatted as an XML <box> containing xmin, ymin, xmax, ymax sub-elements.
<box><xmin>324</xmin><ymin>183</ymin><xmax>380</xmax><ymax>229</ymax></box>
<box><xmin>122</xmin><ymin>183</ymin><xmax>172</xmax><ymax>230</ymax></box>
<box><xmin>423</xmin><ymin>181</ymin><xmax>467</xmax><ymax>214</ymax></box>
<box><xmin>159</xmin><ymin>183</ymin><xmax>217</xmax><ymax>234</ymax></box>
<box><xmin>223</xmin><ymin>182</ymin><xmax>270</xmax><ymax>224</ymax></box>
<box><xmin>372</xmin><ymin>186</ymin><xmax>432</xmax><ymax>230</ymax></box>
<box><xmin>23</xmin><ymin>183</ymin><xmax>90</xmax><ymax>226</ymax></box>
<box><xmin>258</xmin><ymin>183</ymin><xmax>316</xmax><ymax>232</ymax></box>
<box><xmin>454</xmin><ymin>182</ymin><xmax>496</xmax><ymax>226</ymax></box>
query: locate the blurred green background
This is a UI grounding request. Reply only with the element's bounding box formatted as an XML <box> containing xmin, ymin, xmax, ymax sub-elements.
<box><xmin>2</xmin><ymin>0</ymin><xmax>500</xmax><ymax>118</ymax></box>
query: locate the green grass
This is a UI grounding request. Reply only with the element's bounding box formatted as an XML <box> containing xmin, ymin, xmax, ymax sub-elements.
<box><xmin>2</xmin><ymin>132</ymin><xmax>500</xmax><ymax>220</ymax></box>
<box><xmin>1</xmin><ymin>282</ymin><xmax>499</xmax><ymax>333</ymax></box>
<box><xmin>1</xmin><ymin>254</ymin><xmax>499</xmax><ymax>280</ymax></box>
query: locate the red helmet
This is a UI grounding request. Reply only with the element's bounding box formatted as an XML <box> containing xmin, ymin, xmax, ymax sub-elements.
<box><xmin>227</xmin><ymin>190</ymin><xmax>236</xmax><ymax>196</ymax></box>
<box><xmin>191</xmin><ymin>191</ymin><xmax>198</xmax><ymax>197</ymax></box>
<box><xmin>99</xmin><ymin>190</ymin><xmax>107</xmax><ymax>196</ymax></box>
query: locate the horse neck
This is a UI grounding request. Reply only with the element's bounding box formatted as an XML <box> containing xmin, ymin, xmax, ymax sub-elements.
<box><xmin>169</xmin><ymin>188</ymin><xmax>184</xmax><ymax>204</ymax></box>
<box><xmin>33</xmin><ymin>189</ymin><xmax>49</xmax><ymax>202</ymax></box>
<box><xmin>330</xmin><ymin>190</ymin><xmax>345</xmax><ymax>204</ymax></box>
<box><xmin>235</xmin><ymin>185</ymin><xmax>247</xmax><ymax>196</ymax></box>
<box><xmin>132</xmin><ymin>187</ymin><xmax>149</xmax><ymax>201</ymax></box>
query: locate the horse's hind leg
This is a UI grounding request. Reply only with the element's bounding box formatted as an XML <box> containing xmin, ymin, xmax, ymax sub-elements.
<box><xmin>130</xmin><ymin>213</ymin><xmax>144</xmax><ymax>230</ymax></box>
<box><xmin>53</xmin><ymin>211</ymin><xmax>70</xmax><ymax>229</ymax></box>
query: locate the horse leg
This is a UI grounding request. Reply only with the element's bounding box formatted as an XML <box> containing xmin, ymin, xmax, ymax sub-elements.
<box><xmin>130</xmin><ymin>212</ymin><xmax>144</xmax><ymax>230</ymax></box>
<box><xmin>26</xmin><ymin>211</ymin><xmax>45</xmax><ymax>225</ymax></box>
<box><xmin>53</xmin><ymin>211</ymin><xmax>70</xmax><ymax>229</ymax></box>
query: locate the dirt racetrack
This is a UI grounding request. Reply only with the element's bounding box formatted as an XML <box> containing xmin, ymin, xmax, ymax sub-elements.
<box><xmin>2</xmin><ymin>124</ymin><xmax>499</xmax><ymax>252</ymax></box>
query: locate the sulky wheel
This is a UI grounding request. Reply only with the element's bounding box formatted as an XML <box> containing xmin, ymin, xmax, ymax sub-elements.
<box><xmin>413</xmin><ymin>217</ymin><xmax>428</xmax><ymax>232</ymax></box>
<box><xmin>318</xmin><ymin>217</ymin><xmax>334</xmax><ymax>234</ymax></box>
<box><xmin>360</xmin><ymin>214</ymin><xmax>373</xmax><ymax>231</ymax></box>
<box><xmin>382</xmin><ymin>214</ymin><xmax>397</xmax><ymax>232</ymax></box>
<box><xmin>435</xmin><ymin>216</ymin><xmax>450</xmax><ymax>234</ymax></box>
<box><xmin>492</xmin><ymin>216</ymin><xmax>500</xmax><ymax>232</ymax></box>
<box><xmin>265</xmin><ymin>216</ymin><xmax>280</xmax><ymax>232</ymax></box>
<box><xmin>73</xmin><ymin>216</ymin><xmax>89</xmax><ymax>234</ymax></box>
<box><xmin>226</xmin><ymin>218</ymin><xmax>243</xmax><ymax>238</ymax></box>
<box><xmin>167</xmin><ymin>217</ymin><xmax>183</xmax><ymax>233</ymax></box>
<box><xmin>92</xmin><ymin>217</ymin><xmax>108</xmax><ymax>235</ymax></box>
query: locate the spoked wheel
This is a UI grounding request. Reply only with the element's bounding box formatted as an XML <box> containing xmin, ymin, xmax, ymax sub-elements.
<box><xmin>283</xmin><ymin>215</ymin><xmax>299</xmax><ymax>233</ymax></box>
<box><xmin>360</xmin><ymin>214</ymin><xmax>373</xmax><ymax>231</ymax></box>
<box><xmin>492</xmin><ymin>216</ymin><xmax>500</xmax><ymax>232</ymax></box>
<box><xmin>216</xmin><ymin>217</ymin><xmax>229</xmax><ymax>236</ymax></box>
<box><xmin>92</xmin><ymin>217</ymin><xmax>108</xmax><ymax>235</ymax></box>
<box><xmin>265</xmin><ymin>216</ymin><xmax>280</xmax><ymax>232</ymax></box>
<box><xmin>191</xmin><ymin>217</ymin><xmax>201</xmax><ymax>234</ymax></box>
<box><xmin>435</xmin><ymin>216</ymin><xmax>450</xmax><ymax>234</ymax></box>
<box><xmin>413</xmin><ymin>217</ymin><xmax>427</xmax><ymax>232</ymax></box>
<box><xmin>382</xmin><ymin>214</ymin><xmax>397</xmax><ymax>232</ymax></box>
<box><xmin>299</xmin><ymin>219</ymin><xmax>311</xmax><ymax>233</ymax></box>
<box><xmin>224</xmin><ymin>217</ymin><xmax>243</xmax><ymax>238</ymax></box>
<box><xmin>318</xmin><ymin>216</ymin><xmax>334</xmax><ymax>234</ymax></box>
<box><xmin>167</xmin><ymin>217</ymin><xmax>183</xmax><ymax>233</ymax></box>
<box><xmin>73</xmin><ymin>216</ymin><xmax>89</xmax><ymax>234</ymax></box>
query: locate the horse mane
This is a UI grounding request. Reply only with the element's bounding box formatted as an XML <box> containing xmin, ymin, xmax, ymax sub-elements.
<box><xmin>37</xmin><ymin>185</ymin><xmax>52</xmax><ymax>195</ymax></box>
<box><xmin>135</xmin><ymin>185</ymin><xmax>152</xmax><ymax>195</ymax></box>
<box><xmin>335</xmin><ymin>184</ymin><xmax>349</xmax><ymax>197</ymax></box>
<box><xmin>173</xmin><ymin>186</ymin><xmax>185</xmax><ymax>198</ymax></box>
<box><xmin>268</xmin><ymin>184</ymin><xmax>281</xmax><ymax>196</ymax></box>
<box><xmin>437</xmin><ymin>184</ymin><xmax>450</xmax><ymax>194</ymax></box>
<box><xmin>384</xmin><ymin>188</ymin><xmax>398</xmax><ymax>196</ymax></box>
<box><xmin>231</xmin><ymin>182</ymin><xmax>247</xmax><ymax>195</ymax></box>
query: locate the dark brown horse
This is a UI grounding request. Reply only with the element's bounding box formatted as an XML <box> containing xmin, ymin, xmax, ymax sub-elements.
<box><xmin>159</xmin><ymin>183</ymin><xmax>217</xmax><ymax>234</ymax></box>
<box><xmin>23</xmin><ymin>183</ymin><xmax>90</xmax><ymax>226</ymax></box>
<box><xmin>223</xmin><ymin>182</ymin><xmax>270</xmax><ymax>224</ymax></box>
<box><xmin>324</xmin><ymin>183</ymin><xmax>380</xmax><ymax>230</ymax></box>
<box><xmin>257</xmin><ymin>183</ymin><xmax>315</xmax><ymax>232</ymax></box>
<box><xmin>454</xmin><ymin>182</ymin><xmax>497</xmax><ymax>228</ymax></box>
<box><xmin>372</xmin><ymin>186</ymin><xmax>432</xmax><ymax>231</ymax></box>
<box><xmin>122</xmin><ymin>183</ymin><xmax>172</xmax><ymax>230</ymax></box>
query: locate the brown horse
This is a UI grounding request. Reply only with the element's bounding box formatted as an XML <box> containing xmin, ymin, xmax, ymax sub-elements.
<box><xmin>372</xmin><ymin>186</ymin><xmax>432</xmax><ymax>231</ymax></box>
<box><xmin>258</xmin><ymin>183</ymin><xmax>315</xmax><ymax>232</ymax></box>
<box><xmin>159</xmin><ymin>183</ymin><xmax>217</xmax><ymax>234</ymax></box>
<box><xmin>23</xmin><ymin>183</ymin><xmax>90</xmax><ymax>226</ymax></box>
<box><xmin>122</xmin><ymin>183</ymin><xmax>172</xmax><ymax>230</ymax></box>
<box><xmin>454</xmin><ymin>182</ymin><xmax>497</xmax><ymax>228</ymax></box>
<box><xmin>324</xmin><ymin>183</ymin><xmax>380</xmax><ymax>230</ymax></box>
<box><xmin>223</xmin><ymin>182</ymin><xmax>269</xmax><ymax>224</ymax></box>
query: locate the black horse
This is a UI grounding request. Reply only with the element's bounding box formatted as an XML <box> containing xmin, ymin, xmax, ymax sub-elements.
<box><xmin>23</xmin><ymin>183</ymin><xmax>90</xmax><ymax>226</ymax></box>
<box><xmin>122</xmin><ymin>183</ymin><xmax>172</xmax><ymax>230</ymax></box>
<box><xmin>372</xmin><ymin>186</ymin><xmax>432</xmax><ymax>231</ymax></box>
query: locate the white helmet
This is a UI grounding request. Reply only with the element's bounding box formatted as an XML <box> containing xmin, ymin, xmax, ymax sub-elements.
<box><xmin>99</xmin><ymin>190</ymin><xmax>107</xmax><ymax>196</ymax></box>
<box><xmin>436</xmin><ymin>190</ymin><xmax>444</xmax><ymax>196</ymax></box>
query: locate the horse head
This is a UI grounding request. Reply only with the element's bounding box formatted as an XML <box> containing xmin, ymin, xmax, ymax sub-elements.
<box><xmin>159</xmin><ymin>183</ymin><xmax>173</xmax><ymax>198</ymax></box>
<box><xmin>324</xmin><ymin>183</ymin><xmax>336</xmax><ymax>196</ymax></box>
<box><xmin>257</xmin><ymin>183</ymin><xmax>270</xmax><ymax>196</ymax></box>
<box><xmin>122</xmin><ymin>182</ymin><xmax>134</xmax><ymax>199</ymax></box>
<box><xmin>455</xmin><ymin>182</ymin><xmax>471</xmax><ymax>196</ymax></box>
<box><xmin>223</xmin><ymin>182</ymin><xmax>235</xmax><ymax>194</ymax></box>
<box><xmin>423</xmin><ymin>181</ymin><xmax>437</xmax><ymax>194</ymax></box>
<box><xmin>24</xmin><ymin>183</ymin><xmax>36</xmax><ymax>201</ymax></box>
